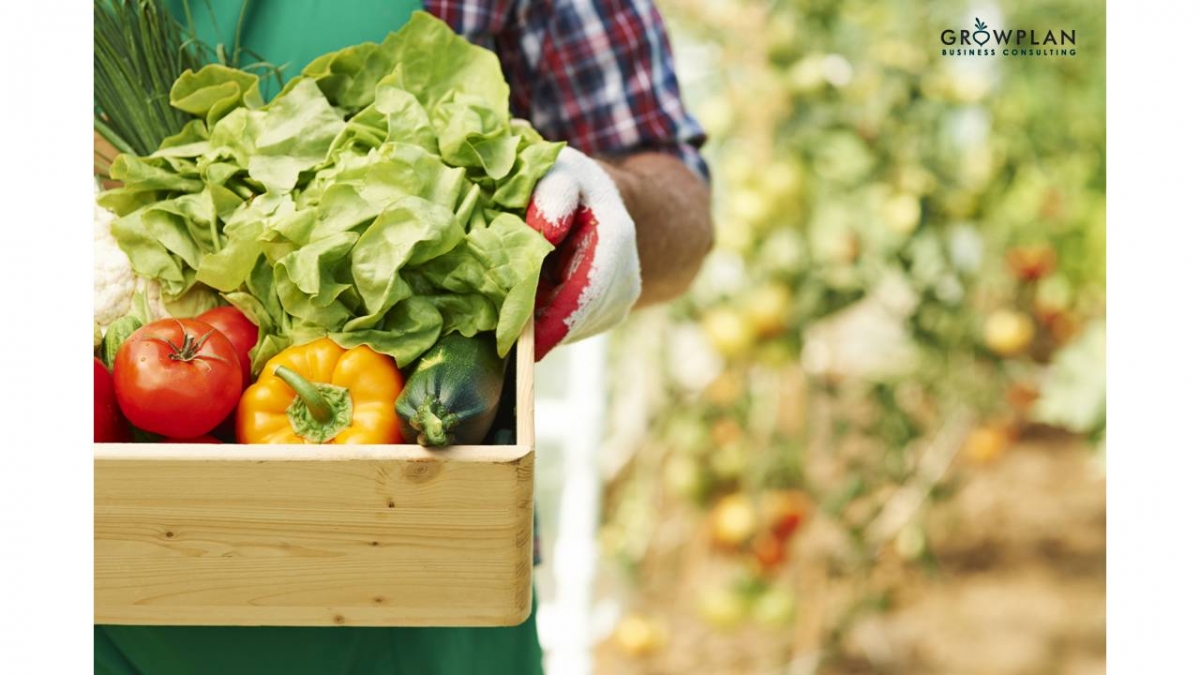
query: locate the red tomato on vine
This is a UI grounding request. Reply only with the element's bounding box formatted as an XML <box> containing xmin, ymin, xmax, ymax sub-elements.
<box><xmin>113</xmin><ymin>319</ymin><xmax>243</xmax><ymax>438</ymax></box>
<box><xmin>197</xmin><ymin>306</ymin><xmax>258</xmax><ymax>387</ymax></box>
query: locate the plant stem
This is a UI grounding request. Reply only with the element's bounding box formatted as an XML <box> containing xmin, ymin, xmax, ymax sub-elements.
<box><xmin>416</xmin><ymin>399</ymin><xmax>451</xmax><ymax>446</ymax></box>
<box><xmin>94</xmin><ymin>118</ymin><xmax>137</xmax><ymax>157</ymax></box>
<box><xmin>232</xmin><ymin>0</ymin><xmax>252</xmax><ymax>68</ymax></box>
<box><xmin>274</xmin><ymin>366</ymin><xmax>333</xmax><ymax>423</ymax></box>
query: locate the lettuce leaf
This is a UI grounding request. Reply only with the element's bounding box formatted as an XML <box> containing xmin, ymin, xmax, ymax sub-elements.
<box><xmin>169</xmin><ymin>65</ymin><xmax>263</xmax><ymax>128</ymax></box>
<box><xmin>106</xmin><ymin>11</ymin><xmax>562</xmax><ymax>370</ymax></box>
<box><xmin>384</xmin><ymin>13</ymin><xmax>509</xmax><ymax>116</ymax></box>
<box><xmin>420</xmin><ymin>213</ymin><xmax>553</xmax><ymax>354</ymax></box>
<box><xmin>352</xmin><ymin>196</ymin><xmax>463</xmax><ymax>318</ymax></box>
<box><xmin>247</xmin><ymin>79</ymin><xmax>346</xmax><ymax>193</ymax></box>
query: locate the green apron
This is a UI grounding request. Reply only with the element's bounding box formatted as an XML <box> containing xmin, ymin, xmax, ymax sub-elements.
<box><xmin>94</xmin><ymin>597</ymin><xmax>542</xmax><ymax>675</ymax></box>
<box><xmin>94</xmin><ymin>3</ymin><xmax>543</xmax><ymax>672</ymax></box>
<box><xmin>166</xmin><ymin>0</ymin><xmax>419</xmax><ymax>96</ymax></box>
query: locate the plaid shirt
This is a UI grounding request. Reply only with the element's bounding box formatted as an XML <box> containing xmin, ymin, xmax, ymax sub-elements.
<box><xmin>426</xmin><ymin>0</ymin><xmax>709</xmax><ymax>180</ymax></box>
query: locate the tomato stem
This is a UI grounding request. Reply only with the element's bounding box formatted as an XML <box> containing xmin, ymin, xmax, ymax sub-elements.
<box><xmin>144</xmin><ymin>322</ymin><xmax>230</xmax><ymax>364</ymax></box>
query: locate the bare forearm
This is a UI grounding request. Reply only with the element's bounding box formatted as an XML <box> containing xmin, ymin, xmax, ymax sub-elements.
<box><xmin>600</xmin><ymin>152</ymin><xmax>714</xmax><ymax>307</ymax></box>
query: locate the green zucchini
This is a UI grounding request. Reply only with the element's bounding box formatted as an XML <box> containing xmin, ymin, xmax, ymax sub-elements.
<box><xmin>395</xmin><ymin>332</ymin><xmax>508</xmax><ymax>447</ymax></box>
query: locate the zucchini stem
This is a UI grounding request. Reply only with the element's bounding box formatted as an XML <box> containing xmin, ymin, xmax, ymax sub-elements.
<box><xmin>414</xmin><ymin>398</ymin><xmax>457</xmax><ymax>447</ymax></box>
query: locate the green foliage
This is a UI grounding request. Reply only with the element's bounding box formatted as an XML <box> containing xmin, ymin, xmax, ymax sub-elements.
<box><xmin>602</xmin><ymin>0</ymin><xmax>1105</xmax><ymax>652</ymax></box>
<box><xmin>103</xmin><ymin>13</ymin><xmax>561</xmax><ymax>370</ymax></box>
<box><xmin>94</xmin><ymin>0</ymin><xmax>204</xmax><ymax>156</ymax></box>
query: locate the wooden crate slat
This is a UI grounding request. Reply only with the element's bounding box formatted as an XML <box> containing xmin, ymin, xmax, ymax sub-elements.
<box><xmin>94</xmin><ymin>323</ymin><xmax>536</xmax><ymax>627</ymax></box>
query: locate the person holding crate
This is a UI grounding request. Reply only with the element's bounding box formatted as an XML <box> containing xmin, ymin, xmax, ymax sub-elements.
<box><xmin>94</xmin><ymin>0</ymin><xmax>711</xmax><ymax>673</ymax></box>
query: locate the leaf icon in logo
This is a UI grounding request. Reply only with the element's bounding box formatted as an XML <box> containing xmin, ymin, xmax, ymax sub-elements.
<box><xmin>973</xmin><ymin>18</ymin><xmax>990</xmax><ymax>46</ymax></box>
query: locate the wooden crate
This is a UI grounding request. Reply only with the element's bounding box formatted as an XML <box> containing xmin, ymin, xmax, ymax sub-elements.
<box><xmin>94</xmin><ymin>323</ymin><xmax>535</xmax><ymax>627</ymax></box>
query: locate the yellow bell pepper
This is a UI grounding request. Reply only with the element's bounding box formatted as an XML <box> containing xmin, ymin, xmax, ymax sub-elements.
<box><xmin>236</xmin><ymin>338</ymin><xmax>405</xmax><ymax>444</ymax></box>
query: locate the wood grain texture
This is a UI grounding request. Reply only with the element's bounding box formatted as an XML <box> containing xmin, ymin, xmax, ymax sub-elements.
<box><xmin>516</xmin><ymin>320</ymin><xmax>534</xmax><ymax>448</ymax></box>
<box><xmin>94</xmin><ymin>326</ymin><xmax>535</xmax><ymax>627</ymax></box>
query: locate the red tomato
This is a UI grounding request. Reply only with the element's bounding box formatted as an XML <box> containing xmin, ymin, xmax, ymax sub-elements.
<box><xmin>197</xmin><ymin>306</ymin><xmax>258</xmax><ymax>387</ymax></box>
<box><xmin>751</xmin><ymin>532</ymin><xmax>787</xmax><ymax>573</ymax></box>
<box><xmin>763</xmin><ymin>491</ymin><xmax>809</xmax><ymax>541</ymax></box>
<box><xmin>1005</xmin><ymin>244</ymin><xmax>1057</xmax><ymax>282</ymax></box>
<box><xmin>113</xmin><ymin>319</ymin><xmax>243</xmax><ymax>438</ymax></box>
<box><xmin>771</xmin><ymin>513</ymin><xmax>803</xmax><ymax>541</ymax></box>
<box><xmin>159</xmin><ymin>435</ymin><xmax>222</xmax><ymax>444</ymax></box>
<box><xmin>94</xmin><ymin>357</ymin><xmax>131</xmax><ymax>442</ymax></box>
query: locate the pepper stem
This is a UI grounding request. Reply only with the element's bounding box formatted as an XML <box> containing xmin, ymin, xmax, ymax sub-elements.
<box><xmin>274</xmin><ymin>366</ymin><xmax>333</xmax><ymax>423</ymax></box>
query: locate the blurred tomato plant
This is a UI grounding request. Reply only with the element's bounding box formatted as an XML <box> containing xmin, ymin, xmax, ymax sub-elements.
<box><xmin>597</xmin><ymin>0</ymin><xmax>1104</xmax><ymax>667</ymax></box>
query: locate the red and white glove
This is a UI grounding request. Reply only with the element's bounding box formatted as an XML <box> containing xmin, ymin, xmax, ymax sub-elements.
<box><xmin>526</xmin><ymin>147</ymin><xmax>642</xmax><ymax>361</ymax></box>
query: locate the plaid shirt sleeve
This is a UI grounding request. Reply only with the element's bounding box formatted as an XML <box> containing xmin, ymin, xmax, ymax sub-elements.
<box><xmin>426</xmin><ymin>0</ymin><xmax>709</xmax><ymax>181</ymax></box>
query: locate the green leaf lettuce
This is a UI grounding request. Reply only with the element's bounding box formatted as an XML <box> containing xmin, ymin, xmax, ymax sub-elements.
<box><xmin>106</xmin><ymin>11</ymin><xmax>562</xmax><ymax>370</ymax></box>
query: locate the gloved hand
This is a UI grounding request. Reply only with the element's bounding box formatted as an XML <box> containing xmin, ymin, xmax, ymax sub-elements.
<box><xmin>526</xmin><ymin>147</ymin><xmax>642</xmax><ymax>361</ymax></box>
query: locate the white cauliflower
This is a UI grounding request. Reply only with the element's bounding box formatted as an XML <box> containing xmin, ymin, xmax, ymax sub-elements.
<box><xmin>94</xmin><ymin>180</ymin><xmax>168</xmax><ymax>331</ymax></box>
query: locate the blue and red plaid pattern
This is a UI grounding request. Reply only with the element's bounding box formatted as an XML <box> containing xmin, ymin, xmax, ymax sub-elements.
<box><xmin>426</xmin><ymin>0</ymin><xmax>709</xmax><ymax>180</ymax></box>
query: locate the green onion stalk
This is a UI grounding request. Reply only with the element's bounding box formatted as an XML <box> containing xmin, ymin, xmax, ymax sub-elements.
<box><xmin>93</xmin><ymin>0</ymin><xmax>285</xmax><ymax>173</ymax></box>
<box><xmin>93</xmin><ymin>0</ymin><xmax>202</xmax><ymax>161</ymax></box>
